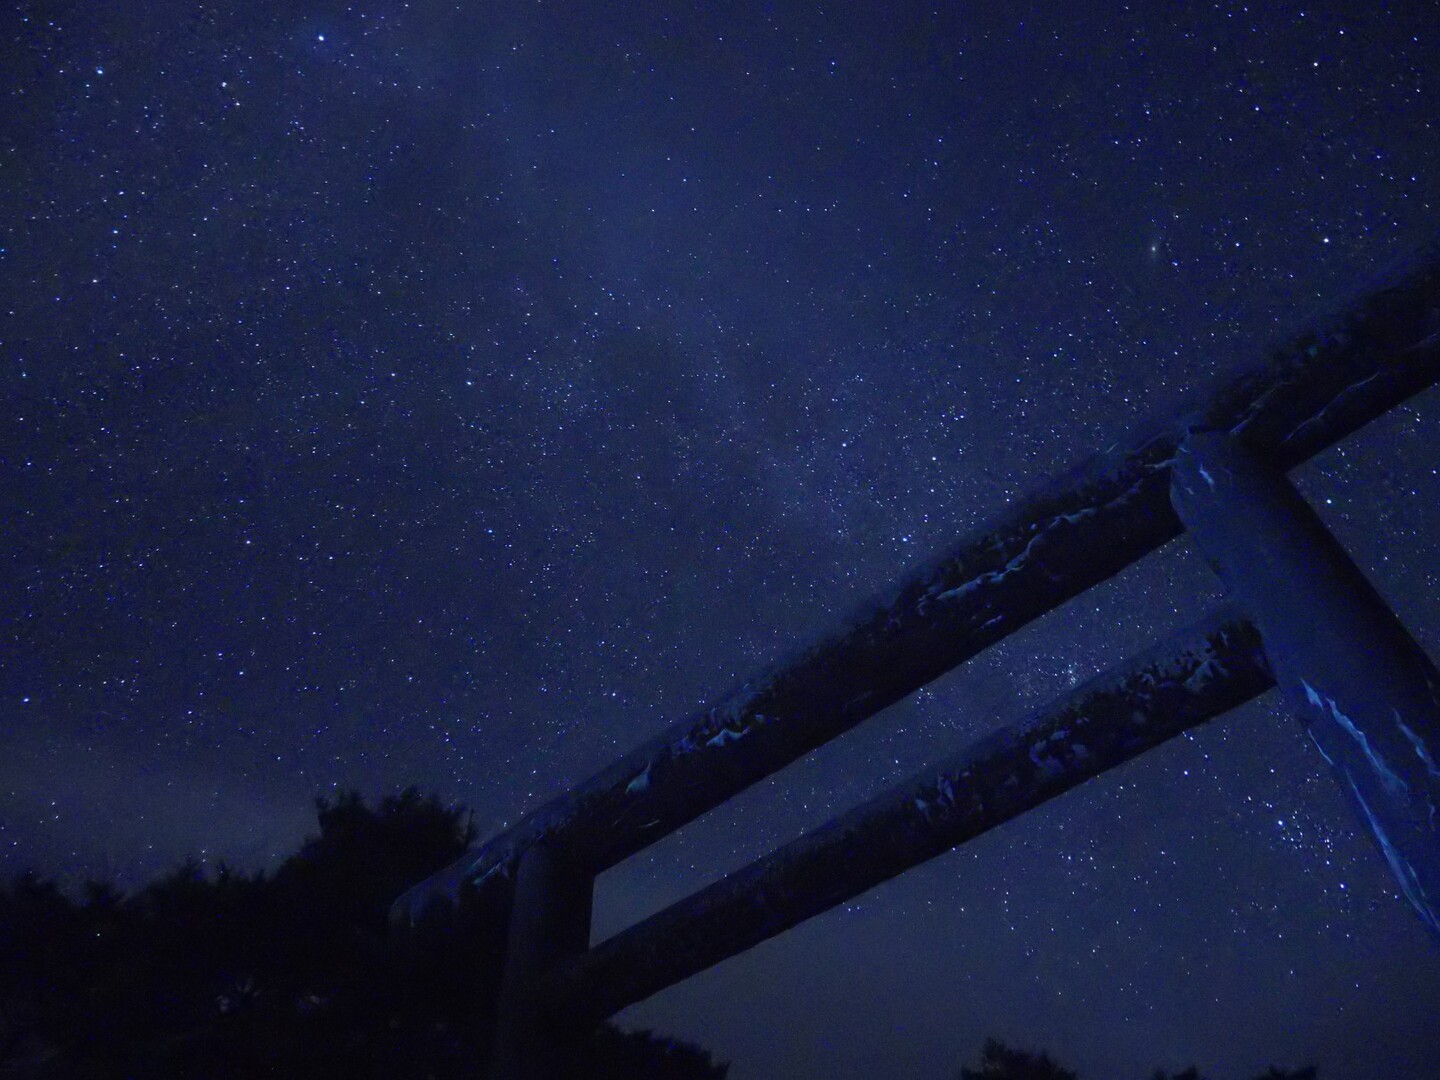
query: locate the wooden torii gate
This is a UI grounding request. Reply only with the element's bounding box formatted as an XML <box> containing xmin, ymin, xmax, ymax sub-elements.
<box><xmin>393</xmin><ymin>241</ymin><xmax>1440</xmax><ymax>1078</ymax></box>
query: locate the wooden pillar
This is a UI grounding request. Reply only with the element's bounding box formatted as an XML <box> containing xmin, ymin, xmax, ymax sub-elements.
<box><xmin>488</xmin><ymin>843</ymin><xmax>593</xmax><ymax>1079</ymax></box>
<box><xmin>1171</xmin><ymin>431</ymin><xmax>1440</xmax><ymax>941</ymax></box>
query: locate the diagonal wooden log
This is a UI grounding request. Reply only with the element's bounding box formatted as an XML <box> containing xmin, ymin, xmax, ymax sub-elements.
<box><xmin>541</xmin><ymin>608</ymin><xmax>1275</xmax><ymax>1025</ymax></box>
<box><xmin>392</xmin><ymin>241</ymin><xmax>1440</xmax><ymax>928</ymax></box>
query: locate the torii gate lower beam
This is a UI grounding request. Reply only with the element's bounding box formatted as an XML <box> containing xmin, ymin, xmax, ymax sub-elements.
<box><xmin>542</xmin><ymin>607</ymin><xmax>1275</xmax><ymax>1028</ymax></box>
<box><xmin>393</xmin><ymin>242</ymin><xmax>1440</xmax><ymax>933</ymax></box>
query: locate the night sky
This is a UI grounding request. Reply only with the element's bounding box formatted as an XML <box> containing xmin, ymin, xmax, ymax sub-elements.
<box><xmin>6</xmin><ymin>1</ymin><xmax>1440</xmax><ymax>1077</ymax></box>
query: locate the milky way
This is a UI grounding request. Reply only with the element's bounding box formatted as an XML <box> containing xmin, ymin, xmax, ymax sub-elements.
<box><xmin>5</xmin><ymin>2</ymin><xmax>1440</xmax><ymax>1077</ymax></box>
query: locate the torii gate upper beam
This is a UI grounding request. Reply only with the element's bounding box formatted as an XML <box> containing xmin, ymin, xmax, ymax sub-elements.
<box><xmin>393</xmin><ymin>242</ymin><xmax>1440</xmax><ymax>930</ymax></box>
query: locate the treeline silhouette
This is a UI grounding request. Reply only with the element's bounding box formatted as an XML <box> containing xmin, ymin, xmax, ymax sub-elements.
<box><xmin>0</xmin><ymin>787</ymin><xmax>726</xmax><ymax>1079</ymax></box>
<box><xmin>955</xmin><ymin>1037</ymin><xmax>1318</xmax><ymax>1080</ymax></box>
<box><xmin>1</xmin><ymin>788</ymin><xmax>1324</xmax><ymax>1080</ymax></box>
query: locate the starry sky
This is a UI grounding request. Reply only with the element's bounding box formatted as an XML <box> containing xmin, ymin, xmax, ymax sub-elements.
<box><xmin>5</xmin><ymin>1</ymin><xmax>1440</xmax><ymax>1077</ymax></box>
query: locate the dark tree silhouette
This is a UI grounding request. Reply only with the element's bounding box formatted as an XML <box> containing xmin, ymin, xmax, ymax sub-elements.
<box><xmin>955</xmin><ymin>1040</ymin><xmax>1318</xmax><ymax>1080</ymax></box>
<box><xmin>1149</xmin><ymin>1070</ymin><xmax>1318</xmax><ymax>1080</ymax></box>
<box><xmin>0</xmin><ymin>787</ymin><xmax>726</xmax><ymax>1079</ymax></box>
<box><xmin>958</xmin><ymin>1038</ymin><xmax>1079</xmax><ymax>1080</ymax></box>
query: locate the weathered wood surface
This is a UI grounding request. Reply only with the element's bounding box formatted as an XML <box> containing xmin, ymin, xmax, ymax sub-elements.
<box><xmin>1174</xmin><ymin>433</ymin><xmax>1440</xmax><ymax>940</ymax></box>
<box><xmin>488</xmin><ymin>845</ymin><xmax>595</xmax><ymax>1079</ymax></box>
<box><xmin>392</xmin><ymin>241</ymin><xmax>1440</xmax><ymax>928</ymax></box>
<box><xmin>542</xmin><ymin>608</ymin><xmax>1274</xmax><ymax>1024</ymax></box>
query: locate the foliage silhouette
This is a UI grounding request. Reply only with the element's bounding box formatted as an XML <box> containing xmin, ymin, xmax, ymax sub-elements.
<box><xmin>955</xmin><ymin>1040</ymin><xmax>1318</xmax><ymax>1080</ymax></box>
<box><xmin>958</xmin><ymin>1037</ymin><xmax>1079</xmax><ymax>1080</ymax></box>
<box><xmin>0</xmin><ymin>787</ymin><xmax>726</xmax><ymax>1079</ymax></box>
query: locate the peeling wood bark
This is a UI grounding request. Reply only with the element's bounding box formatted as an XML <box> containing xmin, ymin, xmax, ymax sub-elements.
<box><xmin>543</xmin><ymin>608</ymin><xmax>1275</xmax><ymax>1025</ymax></box>
<box><xmin>392</xmin><ymin>241</ymin><xmax>1440</xmax><ymax>930</ymax></box>
<box><xmin>1173</xmin><ymin>433</ymin><xmax>1440</xmax><ymax>940</ymax></box>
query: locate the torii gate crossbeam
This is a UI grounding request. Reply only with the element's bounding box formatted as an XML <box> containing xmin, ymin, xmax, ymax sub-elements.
<box><xmin>392</xmin><ymin>241</ymin><xmax>1440</xmax><ymax>1079</ymax></box>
